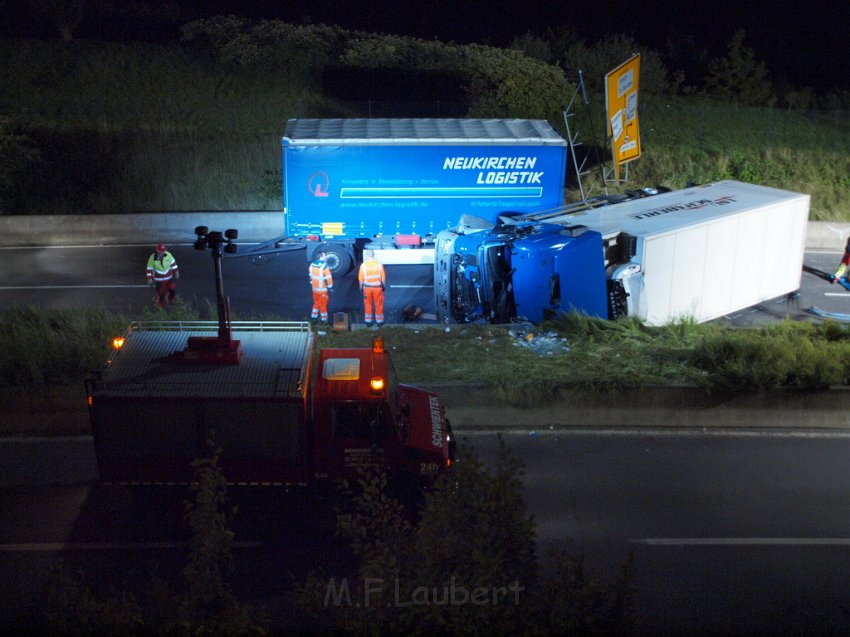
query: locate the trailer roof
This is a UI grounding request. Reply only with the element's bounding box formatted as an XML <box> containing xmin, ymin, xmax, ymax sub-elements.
<box><xmin>543</xmin><ymin>180</ymin><xmax>810</xmax><ymax>239</ymax></box>
<box><xmin>283</xmin><ymin>118</ymin><xmax>566</xmax><ymax>145</ymax></box>
<box><xmin>96</xmin><ymin>323</ymin><xmax>314</xmax><ymax>399</ymax></box>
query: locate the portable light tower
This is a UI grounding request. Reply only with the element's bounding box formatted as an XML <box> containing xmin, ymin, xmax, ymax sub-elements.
<box><xmin>176</xmin><ymin>226</ymin><xmax>243</xmax><ymax>364</ymax></box>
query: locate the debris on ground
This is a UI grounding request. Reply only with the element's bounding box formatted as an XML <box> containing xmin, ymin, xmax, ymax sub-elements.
<box><xmin>508</xmin><ymin>325</ymin><xmax>570</xmax><ymax>355</ymax></box>
<box><xmin>806</xmin><ymin>306</ymin><xmax>850</xmax><ymax>322</ymax></box>
<box><xmin>402</xmin><ymin>304</ymin><xmax>423</xmax><ymax>322</ymax></box>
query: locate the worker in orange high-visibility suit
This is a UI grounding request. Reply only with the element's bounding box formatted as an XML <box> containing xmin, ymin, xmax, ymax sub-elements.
<box><xmin>359</xmin><ymin>249</ymin><xmax>386</xmax><ymax>327</ymax></box>
<box><xmin>309</xmin><ymin>251</ymin><xmax>334</xmax><ymax>323</ymax></box>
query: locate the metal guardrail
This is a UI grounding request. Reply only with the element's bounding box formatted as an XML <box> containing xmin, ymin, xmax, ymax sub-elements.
<box><xmin>127</xmin><ymin>320</ymin><xmax>312</xmax><ymax>332</ymax></box>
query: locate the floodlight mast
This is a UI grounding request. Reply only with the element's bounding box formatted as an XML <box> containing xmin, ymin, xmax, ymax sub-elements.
<box><xmin>176</xmin><ymin>226</ymin><xmax>242</xmax><ymax>364</ymax></box>
<box><xmin>195</xmin><ymin>227</ymin><xmax>239</xmax><ymax>341</ymax></box>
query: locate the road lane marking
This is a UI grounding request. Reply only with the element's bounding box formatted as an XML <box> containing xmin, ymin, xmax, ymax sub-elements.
<box><xmin>457</xmin><ymin>429</ymin><xmax>850</xmax><ymax>438</ymax></box>
<box><xmin>825</xmin><ymin>292</ymin><xmax>850</xmax><ymax>297</ymax></box>
<box><xmin>0</xmin><ymin>541</ymin><xmax>261</xmax><ymax>551</ymax></box>
<box><xmin>0</xmin><ymin>285</ymin><xmax>147</xmax><ymax>290</ymax></box>
<box><xmin>7</xmin><ymin>429</ymin><xmax>850</xmax><ymax>446</ymax></box>
<box><xmin>631</xmin><ymin>538</ymin><xmax>850</xmax><ymax>546</ymax></box>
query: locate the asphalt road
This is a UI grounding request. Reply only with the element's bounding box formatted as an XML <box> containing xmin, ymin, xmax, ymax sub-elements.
<box><xmin>475</xmin><ymin>430</ymin><xmax>850</xmax><ymax>636</ymax></box>
<box><xmin>0</xmin><ymin>242</ymin><xmax>435</xmax><ymax>323</ymax></box>
<box><xmin>4</xmin><ymin>431</ymin><xmax>850</xmax><ymax>635</ymax></box>
<box><xmin>1</xmin><ymin>243</ymin><xmax>848</xmax><ymax>325</ymax></box>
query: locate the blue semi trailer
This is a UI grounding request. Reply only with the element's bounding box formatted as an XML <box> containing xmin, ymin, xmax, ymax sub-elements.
<box><xmin>243</xmin><ymin>118</ymin><xmax>569</xmax><ymax>275</ymax></box>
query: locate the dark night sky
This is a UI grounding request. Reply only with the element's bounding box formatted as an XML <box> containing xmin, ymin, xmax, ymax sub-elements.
<box><xmin>4</xmin><ymin>0</ymin><xmax>848</xmax><ymax>91</ymax></box>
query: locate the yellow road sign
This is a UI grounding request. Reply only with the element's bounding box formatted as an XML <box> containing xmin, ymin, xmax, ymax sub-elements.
<box><xmin>605</xmin><ymin>54</ymin><xmax>641</xmax><ymax>180</ymax></box>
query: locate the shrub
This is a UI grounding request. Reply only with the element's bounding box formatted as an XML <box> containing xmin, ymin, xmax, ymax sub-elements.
<box><xmin>704</xmin><ymin>30</ymin><xmax>773</xmax><ymax>106</ymax></box>
<box><xmin>690</xmin><ymin>321</ymin><xmax>850</xmax><ymax>391</ymax></box>
<box><xmin>0</xmin><ymin>307</ymin><xmax>125</xmax><ymax>388</ymax></box>
<box><xmin>294</xmin><ymin>439</ymin><xmax>635</xmax><ymax>635</ymax></box>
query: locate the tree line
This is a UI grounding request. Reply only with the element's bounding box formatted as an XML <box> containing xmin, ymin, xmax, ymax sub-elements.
<box><xmin>8</xmin><ymin>0</ymin><xmax>850</xmax><ymax>111</ymax></box>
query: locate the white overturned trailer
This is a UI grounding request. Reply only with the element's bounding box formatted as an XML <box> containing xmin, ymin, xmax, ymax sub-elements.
<box><xmin>577</xmin><ymin>180</ymin><xmax>809</xmax><ymax>325</ymax></box>
<box><xmin>435</xmin><ymin>180</ymin><xmax>810</xmax><ymax>326</ymax></box>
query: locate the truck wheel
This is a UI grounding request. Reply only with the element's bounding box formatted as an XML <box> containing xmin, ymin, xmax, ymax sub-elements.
<box><xmin>318</xmin><ymin>243</ymin><xmax>352</xmax><ymax>276</ymax></box>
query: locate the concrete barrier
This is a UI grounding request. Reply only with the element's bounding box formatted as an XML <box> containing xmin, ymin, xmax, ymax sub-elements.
<box><xmin>0</xmin><ymin>214</ymin><xmax>846</xmax><ymax>250</ymax></box>
<box><xmin>0</xmin><ymin>212</ymin><xmax>285</xmax><ymax>246</ymax></box>
<box><xmin>805</xmin><ymin>221</ymin><xmax>850</xmax><ymax>250</ymax></box>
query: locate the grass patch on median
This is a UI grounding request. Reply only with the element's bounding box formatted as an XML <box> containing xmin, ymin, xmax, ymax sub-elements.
<box><xmin>319</xmin><ymin>315</ymin><xmax>850</xmax><ymax>405</ymax></box>
<box><xmin>0</xmin><ymin>306</ymin><xmax>127</xmax><ymax>435</ymax></box>
<box><xmin>0</xmin><ymin>306</ymin><xmax>126</xmax><ymax>388</ymax></box>
<box><xmin>319</xmin><ymin>320</ymin><xmax>698</xmax><ymax>405</ymax></box>
<box><xmin>688</xmin><ymin>319</ymin><xmax>850</xmax><ymax>391</ymax></box>
<box><xmin>3</xmin><ymin>307</ymin><xmax>850</xmax><ymax>428</ymax></box>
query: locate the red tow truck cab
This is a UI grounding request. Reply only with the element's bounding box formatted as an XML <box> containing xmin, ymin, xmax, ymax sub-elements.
<box><xmin>310</xmin><ymin>335</ymin><xmax>454</xmax><ymax>482</ymax></box>
<box><xmin>86</xmin><ymin>321</ymin><xmax>454</xmax><ymax>487</ymax></box>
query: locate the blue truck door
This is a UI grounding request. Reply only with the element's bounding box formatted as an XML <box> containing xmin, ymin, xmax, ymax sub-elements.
<box><xmin>553</xmin><ymin>230</ymin><xmax>609</xmax><ymax>318</ymax></box>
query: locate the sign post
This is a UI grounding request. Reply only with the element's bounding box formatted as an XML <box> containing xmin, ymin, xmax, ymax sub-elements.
<box><xmin>605</xmin><ymin>54</ymin><xmax>642</xmax><ymax>182</ymax></box>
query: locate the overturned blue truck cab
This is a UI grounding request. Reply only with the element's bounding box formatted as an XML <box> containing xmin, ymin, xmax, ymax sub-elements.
<box><xmin>435</xmin><ymin>181</ymin><xmax>810</xmax><ymax>326</ymax></box>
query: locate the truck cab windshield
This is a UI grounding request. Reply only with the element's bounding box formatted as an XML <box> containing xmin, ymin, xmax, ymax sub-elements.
<box><xmin>482</xmin><ymin>243</ymin><xmax>514</xmax><ymax>323</ymax></box>
<box><xmin>331</xmin><ymin>402</ymin><xmax>386</xmax><ymax>443</ymax></box>
<box><xmin>449</xmin><ymin>243</ymin><xmax>514</xmax><ymax>323</ymax></box>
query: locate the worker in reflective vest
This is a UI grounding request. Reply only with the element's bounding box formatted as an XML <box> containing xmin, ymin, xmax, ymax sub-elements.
<box><xmin>833</xmin><ymin>237</ymin><xmax>850</xmax><ymax>284</ymax></box>
<box><xmin>309</xmin><ymin>251</ymin><xmax>334</xmax><ymax>323</ymax></box>
<box><xmin>146</xmin><ymin>243</ymin><xmax>179</xmax><ymax>309</ymax></box>
<box><xmin>358</xmin><ymin>249</ymin><xmax>386</xmax><ymax>327</ymax></box>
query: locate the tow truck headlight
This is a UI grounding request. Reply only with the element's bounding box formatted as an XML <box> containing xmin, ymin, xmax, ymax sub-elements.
<box><xmin>370</xmin><ymin>376</ymin><xmax>385</xmax><ymax>394</ymax></box>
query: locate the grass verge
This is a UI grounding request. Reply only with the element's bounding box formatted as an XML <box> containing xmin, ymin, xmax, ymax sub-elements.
<box><xmin>2</xmin><ymin>307</ymin><xmax>850</xmax><ymax>435</ymax></box>
<box><xmin>2</xmin><ymin>39</ymin><xmax>849</xmax><ymax>219</ymax></box>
